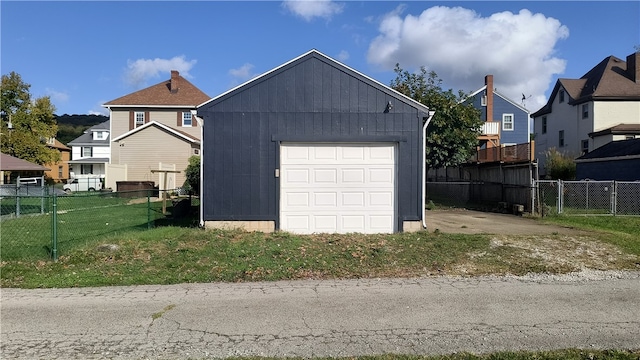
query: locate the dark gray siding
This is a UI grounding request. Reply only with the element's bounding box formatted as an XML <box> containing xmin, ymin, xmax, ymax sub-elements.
<box><xmin>199</xmin><ymin>53</ymin><xmax>425</xmax><ymax>231</ymax></box>
<box><xmin>576</xmin><ymin>159</ymin><xmax>640</xmax><ymax>181</ymax></box>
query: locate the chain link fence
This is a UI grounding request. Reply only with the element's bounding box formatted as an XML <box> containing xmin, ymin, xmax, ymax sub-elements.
<box><xmin>1</xmin><ymin>189</ymin><xmax>194</xmax><ymax>261</ymax></box>
<box><xmin>535</xmin><ymin>180</ymin><xmax>640</xmax><ymax>216</ymax></box>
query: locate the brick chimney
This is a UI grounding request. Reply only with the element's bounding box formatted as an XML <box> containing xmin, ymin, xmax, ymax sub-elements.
<box><xmin>485</xmin><ymin>75</ymin><xmax>494</xmax><ymax>121</ymax></box>
<box><xmin>170</xmin><ymin>70</ymin><xmax>179</xmax><ymax>93</ymax></box>
<box><xmin>627</xmin><ymin>52</ymin><xmax>640</xmax><ymax>84</ymax></box>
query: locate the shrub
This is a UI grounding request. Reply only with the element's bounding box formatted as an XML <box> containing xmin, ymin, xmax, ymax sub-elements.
<box><xmin>545</xmin><ymin>148</ymin><xmax>576</xmax><ymax>180</ymax></box>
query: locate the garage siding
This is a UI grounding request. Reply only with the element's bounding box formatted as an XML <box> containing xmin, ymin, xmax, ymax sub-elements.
<box><xmin>199</xmin><ymin>53</ymin><xmax>425</xmax><ymax>231</ymax></box>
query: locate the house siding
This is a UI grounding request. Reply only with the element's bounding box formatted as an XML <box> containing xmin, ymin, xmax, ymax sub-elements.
<box><xmin>492</xmin><ymin>96</ymin><xmax>529</xmax><ymax>144</ymax></box>
<box><xmin>576</xmin><ymin>158</ymin><xmax>640</xmax><ymax>181</ymax></box>
<box><xmin>114</xmin><ymin>126</ymin><xmax>195</xmax><ymax>187</ymax></box>
<box><xmin>198</xmin><ymin>54</ymin><xmax>425</xmax><ymax>231</ymax></box>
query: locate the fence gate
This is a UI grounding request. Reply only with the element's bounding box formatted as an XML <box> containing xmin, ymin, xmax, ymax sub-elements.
<box><xmin>535</xmin><ymin>180</ymin><xmax>640</xmax><ymax>216</ymax></box>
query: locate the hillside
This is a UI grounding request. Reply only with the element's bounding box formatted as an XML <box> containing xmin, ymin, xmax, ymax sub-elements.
<box><xmin>55</xmin><ymin>114</ymin><xmax>108</xmax><ymax>145</ymax></box>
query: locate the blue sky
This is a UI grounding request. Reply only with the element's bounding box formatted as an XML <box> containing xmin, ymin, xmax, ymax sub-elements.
<box><xmin>2</xmin><ymin>1</ymin><xmax>639</xmax><ymax>116</ymax></box>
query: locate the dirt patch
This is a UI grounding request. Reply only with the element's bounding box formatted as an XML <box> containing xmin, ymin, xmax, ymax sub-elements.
<box><xmin>425</xmin><ymin>208</ymin><xmax>586</xmax><ymax>236</ymax></box>
<box><xmin>427</xmin><ymin>209</ymin><xmax>638</xmax><ymax>274</ymax></box>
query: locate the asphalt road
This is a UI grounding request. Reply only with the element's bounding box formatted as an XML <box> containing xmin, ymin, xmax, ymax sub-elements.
<box><xmin>2</xmin><ymin>272</ymin><xmax>640</xmax><ymax>359</ymax></box>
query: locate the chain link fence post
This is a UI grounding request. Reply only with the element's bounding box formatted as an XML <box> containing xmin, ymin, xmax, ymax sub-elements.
<box><xmin>51</xmin><ymin>193</ymin><xmax>58</xmax><ymax>262</ymax></box>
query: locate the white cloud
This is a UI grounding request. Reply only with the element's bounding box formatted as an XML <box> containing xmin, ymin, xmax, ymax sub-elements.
<box><xmin>229</xmin><ymin>63</ymin><xmax>256</xmax><ymax>81</ymax></box>
<box><xmin>124</xmin><ymin>55</ymin><xmax>197</xmax><ymax>88</ymax></box>
<box><xmin>45</xmin><ymin>88</ymin><xmax>69</xmax><ymax>103</ymax></box>
<box><xmin>336</xmin><ymin>50</ymin><xmax>350</xmax><ymax>62</ymax></box>
<box><xmin>282</xmin><ymin>0</ymin><xmax>344</xmax><ymax>22</ymax></box>
<box><xmin>88</xmin><ymin>100</ymin><xmax>109</xmax><ymax>116</ymax></box>
<box><xmin>367</xmin><ymin>6</ymin><xmax>569</xmax><ymax>111</ymax></box>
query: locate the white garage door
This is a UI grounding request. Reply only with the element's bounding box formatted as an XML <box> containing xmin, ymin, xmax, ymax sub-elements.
<box><xmin>280</xmin><ymin>143</ymin><xmax>396</xmax><ymax>234</ymax></box>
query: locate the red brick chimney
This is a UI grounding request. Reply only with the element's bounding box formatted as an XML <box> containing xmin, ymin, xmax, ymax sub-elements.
<box><xmin>170</xmin><ymin>70</ymin><xmax>179</xmax><ymax>93</ymax></box>
<box><xmin>485</xmin><ymin>75</ymin><xmax>494</xmax><ymax>121</ymax></box>
<box><xmin>627</xmin><ymin>52</ymin><xmax>640</xmax><ymax>84</ymax></box>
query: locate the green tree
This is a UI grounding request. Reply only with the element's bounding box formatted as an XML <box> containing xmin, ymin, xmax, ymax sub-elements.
<box><xmin>391</xmin><ymin>65</ymin><xmax>482</xmax><ymax>169</ymax></box>
<box><xmin>1</xmin><ymin>72</ymin><xmax>59</xmax><ymax>165</ymax></box>
<box><xmin>182</xmin><ymin>155</ymin><xmax>200</xmax><ymax>195</ymax></box>
<box><xmin>544</xmin><ymin>148</ymin><xmax>576</xmax><ymax>180</ymax></box>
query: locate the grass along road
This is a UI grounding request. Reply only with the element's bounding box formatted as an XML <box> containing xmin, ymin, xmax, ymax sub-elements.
<box><xmin>1</xmin><ymin>211</ymin><xmax>639</xmax><ymax>288</ymax></box>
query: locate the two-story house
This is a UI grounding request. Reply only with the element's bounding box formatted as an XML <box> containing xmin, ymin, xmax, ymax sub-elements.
<box><xmin>465</xmin><ymin>75</ymin><xmax>531</xmax><ymax>162</ymax></box>
<box><xmin>532</xmin><ymin>51</ymin><xmax>640</xmax><ymax>176</ymax></box>
<box><xmin>103</xmin><ymin>70</ymin><xmax>210</xmax><ymax>190</ymax></box>
<box><xmin>67</xmin><ymin>120</ymin><xmax>110</xmax><ymax>178</ymax></box>
<box><xmin>44</xmin><ymin>138</ymin><xmax>71</xmax><ymax>183</ymax></box>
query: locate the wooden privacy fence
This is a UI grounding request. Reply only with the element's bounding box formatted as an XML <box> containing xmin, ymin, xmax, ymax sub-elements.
<box><xmin>427</xmin><ymin>162</ymin><xmax>537</xmax><ymax>213</ymax></box>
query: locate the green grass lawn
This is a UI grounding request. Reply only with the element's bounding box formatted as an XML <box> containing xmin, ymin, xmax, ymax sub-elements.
<box><xmin>543</xmin><ymin>215</ymin><xmax>640</xmax><ymax>255</ymax></box>
<box><xmin>0</xmin><ymin>193</ymin><xmax>169</xmax><ymax>261</ymax></box>
<box><xmin>2</xmin><ymin>206</ymin><xmax>639</xmax><ymax>289</ymax></box>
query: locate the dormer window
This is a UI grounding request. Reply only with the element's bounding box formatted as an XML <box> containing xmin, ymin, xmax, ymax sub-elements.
<box><xmin>94</xmin><ymin>131</ymin><xmax>105</xmax><ymax>140</ymax></box>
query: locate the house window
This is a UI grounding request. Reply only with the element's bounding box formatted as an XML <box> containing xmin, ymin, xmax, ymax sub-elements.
<box><xmin>542</xmin><ymin>116</ymin><xmax>547</xmax><ymax>134</ymax></box>
<box><xmin>82</xmin><ymin>146</ymin><xmax>92</xmax><ymax>157</ymax></box>
<box><xmin>81</xmin><ymin>164</ymin><xmax>93</xmax><ymax>174</ymax></box>
<box><xmin>182</xmin><ymin>112</ymin><xmax>192</xmax><ymax>127</ymax></box>
<box><xmin>95</xmin><ymin>131</ymin><xmax>105</xmax><ymax>140</ymax></box>
<box><xmin>559</xmin><ymin>90</ymin><xmax>565</xmax><ymax>103</ymax></box>
<box><xmin>58</xmin><ymin>166</ymin><xmax>63</xmax><ymax>179</ymax></box>
<box><xmin>559</xmin><ymin>130</ymin><xmax>565</xmax><ymax>147</ymax></box>
<box><xmin>582</xmin><ymin>104</ymin><xmax>589</xmax><ymax>118</ymax></box>
<box><xmin>581</xmin><ymin>140</ymin><xmax>589</xmax><ymax>154</ymax></box>
<box><xmin>502</xmin><ymin>114</ymin><xmax>514</xmax><ymax>131</ymax></box>
<box><xmin>135</xmin><ymin>112</ymin><xmax>145</xmax><ymax>127</ymax></box>
<box><xmin>481</xmin><ymin>94</ymin><xmax>487</xmax><ymax>106</ymax></box>
<box><xmin>193</xmin><ymin>148</ymin><xmax>200</xmax><ymax>155</ymax></box>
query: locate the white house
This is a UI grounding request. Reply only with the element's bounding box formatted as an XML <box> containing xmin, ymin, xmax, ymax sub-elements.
<box><xmin>532</xmin><ymin>51</ymin><xmax>640</xmax><ymax>176</ymax></box>
<box><xmin>67</xmin><ymin>120</ymin><xmax>110</xmax><ymax>178</ymax></box>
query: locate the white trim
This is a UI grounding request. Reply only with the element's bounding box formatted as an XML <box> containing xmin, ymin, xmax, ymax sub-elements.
<box><xmin>197</xmin><ymin>49</ymin><xmax>431</xmax><ymax>114</ymax></box>
<box><xmin>422</xmin><ymin>110</ymin><xmax>435</xmax><ymax>229</ymax></box>
<box><xmin>111</xmin><ymin>120</ymin><xmax>200</xmax><ymax>144</ymax></box>
<box><xmin>182</xmin><ymin>111</ymin><xmax>193</xmax><ymax>127</ymax></box>
<box><xmin>502</xmin><ymin>113</ymin><xmax>514</xmax><ymax>131</ymax></box>
<box><xmin>191</xmin><ymin>109</ymin><xmax>205</xmax><ymax>228</ymax></box>
<box><xmin>102</xmin><ymin>104</ymin><xmax>196</xmax><ymax>109</ymax></box>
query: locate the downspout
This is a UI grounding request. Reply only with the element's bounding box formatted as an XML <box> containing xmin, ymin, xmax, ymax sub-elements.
<box><xmin>422</xmin><ymin>110</ymin><xmax>436</xmax><ymax>229</ymax></box>
<box><xmin>192</xmin><ymin>110</ymin><xmax>205</xmax><ymax>228</ymax></box>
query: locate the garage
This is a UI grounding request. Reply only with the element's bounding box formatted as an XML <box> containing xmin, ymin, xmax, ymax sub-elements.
<box><xmin>197</xmin><ymin>49</ymin><xmax>433</xmax><ymax>233</ymax></box>
<box><xmin>280</xmin><ymin>143</ymin><xmax>396</xmax><ymax>234</ymax></box>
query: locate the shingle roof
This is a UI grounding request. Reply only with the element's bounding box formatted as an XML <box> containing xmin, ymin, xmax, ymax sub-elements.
<box><xmin>47</xmin><ymin>138</ymin><xmax>71</xmax><ymax>151</ymax></box>
<box><xmin>576</xmin><ymin>138</ymin><xmax>640</xmax><ymax>161</ymax></box>
<box><xmin>589</xmin><ymin>124</ymin><xmax>640</xmax><ymax>138</ymax></box>
<box><xmin>67</xmin><ymin>120</ymin><xmax>110</xmax><ymax>146</ymax></box>
<box><xmin>0</xmin><ymin>153</ymin><xmax>51</xmax><ymax>171</ymax></box>
<box><xmin>103</xmin><ymin>71</ymin><xmax>210</xmax><ymax>107</ymax></box>
<box><xmin>532</xmin><ymin>52</ymin><xmax>640</xmax><ymax>117</ymax></box>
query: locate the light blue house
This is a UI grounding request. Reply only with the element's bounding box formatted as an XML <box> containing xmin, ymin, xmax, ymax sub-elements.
<box><xmin>466</xmin><ymin>75</ymin><xmax>531</xmax><ymax>149</ymax></box>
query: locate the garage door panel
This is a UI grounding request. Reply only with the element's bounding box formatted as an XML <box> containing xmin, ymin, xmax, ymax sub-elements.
<box><xmin>285</xmin><ymin>192</ymin><xmax>309</xmax><ymax>207</ymax></box>
<box><xmin>342</xmin><ymin>192</ymin><xmax>365</xmax><ymax>206</ymax></box>
<box><xmin>314</xmin><ymin>192</ymin><xmax>337</xmax><ymax>207</ymax></box>
<box><xmin>281</xmin><ymin>143</ymin><xmax>396</xmax><ymax>234</ymax></box>
<box><xmin>314</xmin><ymin>169</ymin><xmax>338</xmax><ymax>183</ymax></box>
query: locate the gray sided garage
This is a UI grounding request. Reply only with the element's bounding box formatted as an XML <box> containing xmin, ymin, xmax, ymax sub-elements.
<box><xmin>197</xmin><ymin>50</ymin><xmax>432</xmax><ymax>234</ymax></box>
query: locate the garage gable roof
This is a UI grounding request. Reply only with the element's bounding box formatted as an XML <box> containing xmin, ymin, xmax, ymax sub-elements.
<box><xmin>112</xmin><ymin>121</ymin><xmax>200</xmax><ymax>144</ymax></box>
<box><xmin>198</xmin><ymin>49</ymin><xmax>431</xmax><ymax>114</ymax></box>
<box><xmin>0</xmin><ymin>153</ymin><xmax>51</xmax><ymax>171</ymax></box>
